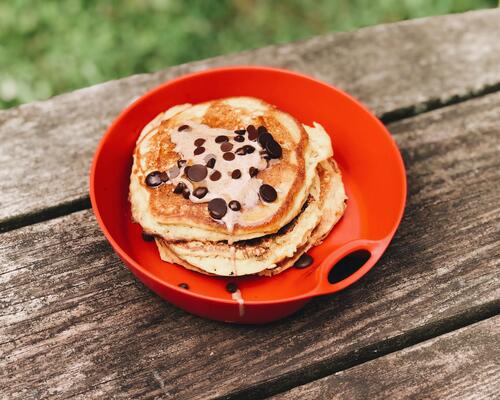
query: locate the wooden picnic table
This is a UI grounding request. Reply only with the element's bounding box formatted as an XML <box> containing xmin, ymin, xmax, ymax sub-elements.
<box><xmin>1</xmin><ymin>9</ymin><xmax>499</xmax><ymax>399</ymax></box>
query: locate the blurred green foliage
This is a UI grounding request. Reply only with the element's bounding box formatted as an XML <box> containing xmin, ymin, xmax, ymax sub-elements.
<box><xmin>0</xmin><ymin>0</ymin><xmax>496</xmax><ymax>108</ymax></box>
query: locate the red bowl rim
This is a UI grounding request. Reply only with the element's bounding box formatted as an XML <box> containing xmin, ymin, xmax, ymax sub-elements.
<box><xmin>89</xmin><ymin>65</ymin><xmax>407</xmax><ymax>306</ymax></box>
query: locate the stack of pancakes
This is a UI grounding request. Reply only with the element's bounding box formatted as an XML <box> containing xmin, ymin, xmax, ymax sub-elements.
<box><xmin>129</xmin><ymin>97</ymin><xmax>346</xmax><ymax>276</ymax></box>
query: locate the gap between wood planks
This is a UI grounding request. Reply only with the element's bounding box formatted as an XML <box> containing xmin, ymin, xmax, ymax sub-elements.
<box><xmin>217</xmin><ymin>300</ymin><xmax>500</xmax><ymax>400</ymax></box>
<box><xmin>0</xmin><ymin>196</ymin><xmax>91</xmax><ymax>234</ymax></box>
<box><xmin>1</xmin><ymin>80</ymin><xmax>500</xmax><ymax>235</ymax></box>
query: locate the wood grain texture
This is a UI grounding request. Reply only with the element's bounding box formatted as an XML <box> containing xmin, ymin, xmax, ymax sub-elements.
<box><xmin>1</xmin><ymin>9</ymin><xmax>500</xmax><ymax>226</ymax></box>
<box><xmin>271</xmin><ymin>316</ymin><xmax>500</xmax><ymax>400</ymax></box>
<box><xmin>1</xmin><ymin>90</ymin><xmax>499</xmax><ymax>399</ymax></box>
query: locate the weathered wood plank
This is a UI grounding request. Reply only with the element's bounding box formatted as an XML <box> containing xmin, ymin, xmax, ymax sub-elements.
<box><xmin>271</xmin><ymin>316</ymin><xmax>500</xmax><ymax>400</ymax></box>
<box><xmin>1</xmin><ymin>9</ymin><xmax>500</xmax><ymax>226</ymax></box>
<box><xmin>1</xmin><ymin>90</ymin><xmax>499</xmax><ymax>399</ymax></box>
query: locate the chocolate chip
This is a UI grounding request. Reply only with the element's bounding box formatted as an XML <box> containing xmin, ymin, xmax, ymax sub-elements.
<box><xmin>142</xmin><ymin>232</ymin><xmax>155</xmax><ymax>242</ymax></box>
<box><xmin>145</xmin><ymin>171</ymin><xmax>162</xmax><ymax>187</ymax></box>
<box><xmin>249</xmin><ymin>167</ymin><xmax>259</xmax><ymax>177</ymax></box>
<box><xmin>258</xmin><ymin>126</ymin><xmax>267</xmax><ymax>135</ymax></box>
<box><xmin>194</xmin><ymin>138</ymin><xmax>206</xmax><ymax>147</ymax></box>
<box><xmin>178</xmin><ymin>283</ymin><xmax>189</xmax><ymax>289</ymax></box>
<box><xmin>231</xmin><ymin>169</ymin><xmax>241</xmax><ymax>179</ymax></box>
<box><xmin>229</xmin><ymin>200</ymin><xmax>241</xmax><ymax>211</ymax></box>
<box><xmin>226</xmin><ymin>282</ymin><xmax>238</xmax><ymax>293</ymax></box>
<box><xmin>184</xmin><ymin>166</ymin><xmax>190</xmax><ymax>177</ymax></box>
<box><xmin>234</xmin><ymin>135</ymin><xmax>245</xmax><ymax>142</ymax></box>
<box><xmin>173</xmin><ymin>182</ymin><xmax>186</xmax><ymax>194</ymax></box>
<box><xmin>177</xmin><ymin>159</ymin><xmax>186</xmax><ymax>168</ymax></box>
<box><xmin>210</xmin><ymin>170</ymin><xmax>222</xmax><ymax>181</ymax></box>
<box><xmin>178</xmin><ymin>125</ymin><xmax>190</xmax><ymax>131</ymax></box>
<box><xmin>247</xmin><ymin>125</ymin><xmax>258</xmax><ymax>141</ymax></box>
<box><xmin>235</xmin><ymin>129</ymin><xmax>246</xmax><ymax>135</ymax></box>
<box><xmin>258</xmin><ymin>131</ymin><xmax>272</xmax><ymax>147</ymax></box>
<box><xmin>194</xmin><ymin>146</ymin><xmax>205</xmax><ymax>155</ymax></box>
<box><xmin>208</xmin><ymin>198</ymin><xmax>227</xmax><ymax>219</ymax></box>
<box><xmin>168</xmin><ymin>165</ymin><xmax>180</xmax><ymax>179</ymax></box>
<box><xmin>235</xmin><ymin>147</ymin><xmax>246</xmax><ymax>156</ymax></box>
<box><xmin>182</xmin><ymin>188</ymin><xmax>190</xmax><ymax>199</ymax></box>
<box><xmin>259</xmin><ymin>184</ymin><xmax>277</xmax><ymax>202</ymax></box>
<box><xmin>220</xmin><ymin>142</ymin><xmax>233</xmax><ymax>152</ymax></box>
<box><xmin>243</xmin><ymin>145</ymin><xmax>255</xmax><ymax>154</ymax></box>
<box><xmin>266</xmin><ymin>139</ymin><xmax>283</xmax><ymax>159</ymax></box>
<box><xmin>186</xmin><ymin>164</ymin><xmax>207</xmax><ymax>182</ymax></box>
<box><xmin>206</xmin><ymin>158</ymin><xmax>216</xmax><ymax>168</ymax></box>
<box><xmin>215</xmin><ymin>135</ymin><xmax>228</xmax><ymax>143</ymax></box>
<box><xmin>159</xmin><ymin>172</ymin><xmax>169</xmax><ymax>182</ymax></box>
<box><xmin>293</xmin><ymin>253</ymin><xmax>313</xmax><ymax>269</ymax></box>
<box><xmin>193</xmin><ymin>186</ymin><xmax>208</xmax><ymax>199</ymax></box>
<box><xmin>223</xmin><ymin>152</ymin><xmax>235</xmax><ymax>161</ymax></box>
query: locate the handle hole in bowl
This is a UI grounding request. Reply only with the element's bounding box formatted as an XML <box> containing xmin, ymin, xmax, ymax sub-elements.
<box><xmin>328</xmin><ymin>249</ymin><xmax>371</xmax><ymax>284</ymax></box>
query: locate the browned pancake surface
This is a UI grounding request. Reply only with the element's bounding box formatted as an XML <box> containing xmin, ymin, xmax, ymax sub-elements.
<box><xmin>133</xmin><ymin>97</ymin><xmax>309</xmax><ymax>237</ymax></box>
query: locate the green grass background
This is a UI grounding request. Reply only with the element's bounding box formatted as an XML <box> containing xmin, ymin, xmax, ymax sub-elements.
<box><xmin>0</xmin><ymin>0</ymin><xmax>497</xmax><ymax>109</ymax></box>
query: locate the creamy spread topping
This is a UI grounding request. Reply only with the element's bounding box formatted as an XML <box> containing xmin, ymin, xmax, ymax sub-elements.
<box><xmin>145</xmin><ymin>122</ymin><xmax>282</xmax><ymax>230</ymax></box>
<box><xmin>231</xmin><ymin>289</ymin><xmax>245</xmax><ymax>317</ymax></box>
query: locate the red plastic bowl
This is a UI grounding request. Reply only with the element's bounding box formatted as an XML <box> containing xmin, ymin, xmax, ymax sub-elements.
<box><xmin>90</xmin><ymin>66</ymin><xmax>406</xmax><ymax>324</ymax></box>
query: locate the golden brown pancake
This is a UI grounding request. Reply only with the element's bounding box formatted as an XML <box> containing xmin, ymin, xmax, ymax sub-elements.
<box><xmin>156</xmin><ymin>159</ymin><xmax>346</xmax><ymax>276</ymax></box>
<box><xmin>129</xmin><ymin>97</ymin><xmax>332</xmax><ymax>242</ymax></box>
<box><xmin>129</xmin><ymin>97</ymin><xmax>347</xmax><ymax>277</ymax></box>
